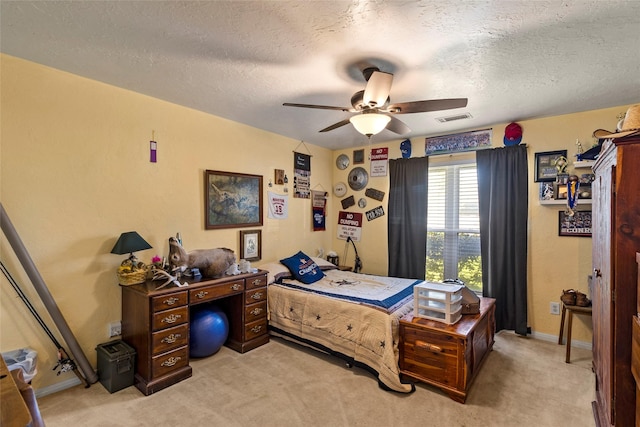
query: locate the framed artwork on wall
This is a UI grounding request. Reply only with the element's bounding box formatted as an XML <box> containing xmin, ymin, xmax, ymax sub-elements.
<box><xmin>240</xmin><ymin>230</ymin><xmax>261</xmax><ymax>261</ymax></box>
<box><xmin>204</xmin><ymin>170</ymin><xmax>263</xmax><ymax>229</ymax></box>
<box><xmin>534</xmin><ymin>150</ymin><xmax>567</xmax><ymax>182</ymax></box>
<box><xmin>558</xmin><ymin>210</ymin><xmax>592</xmax><ymax>237</ymax></box>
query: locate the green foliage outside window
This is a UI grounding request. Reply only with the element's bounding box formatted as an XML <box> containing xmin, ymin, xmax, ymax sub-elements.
<box><xmin>426</xmin><ymin>231</ymin><xmax>482</xmax><ymax>292</ymax></box>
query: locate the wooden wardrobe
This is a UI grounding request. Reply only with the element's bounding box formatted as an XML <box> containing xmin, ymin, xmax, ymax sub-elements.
<box><xmin>591</xmin><ymin>135</ymin><xmax>640</xmax><ymax>427</ymax></box>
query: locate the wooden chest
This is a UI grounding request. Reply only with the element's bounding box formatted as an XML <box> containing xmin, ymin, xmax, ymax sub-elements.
<box><xmin>399</xmin><ymin>297</ymin><xmax>496</xmax><ymax>403</ymax></box>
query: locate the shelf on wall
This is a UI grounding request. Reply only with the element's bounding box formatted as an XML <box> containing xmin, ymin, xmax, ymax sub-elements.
<box><xmin>573</xmin><ymin>160</ymin><xmax>595</xmax><ymax>168</ymax></box>
<box><xmin>539</xmin><ymin>199</ymin><xmax>592</xmax><ymax>206</ymax></box>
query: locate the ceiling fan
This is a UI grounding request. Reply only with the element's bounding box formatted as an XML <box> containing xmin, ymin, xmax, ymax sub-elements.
<box><xmin>283</xmin><ymin>67</ymin><xmax>468</xmax><ymax>137</ymax></box>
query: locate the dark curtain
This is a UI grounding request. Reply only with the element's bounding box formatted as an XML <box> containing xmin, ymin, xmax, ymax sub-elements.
<box><xmin>476</xmin><ymin>144</ymin><xmax>528</xmax><ymax>335</ymax></box>
<box><xmin>388</xmin><ymin>156</ymin><xmax>429</xmax><ymax>279</ymax></box>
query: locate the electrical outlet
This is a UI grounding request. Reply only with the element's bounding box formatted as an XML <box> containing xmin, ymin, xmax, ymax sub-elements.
<box><xmin>109</xmin><ymin>321</ymin><xmax>122</xmax><ymax>337</ymax></box>
<box><xmin>550</xmin><ymin>302</ymin><xmax>560</xmax><ymax>315</ymax></box>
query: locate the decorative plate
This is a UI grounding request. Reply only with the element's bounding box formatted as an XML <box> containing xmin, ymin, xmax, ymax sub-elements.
<box><xmin>336</xmin><ymin>154</ymin><xmax>350</xmax><ymax>170</ymax></box>
<box><xmin>358</xmin><ymin>198</ymin><xmax>367</xmax><ymax>208</ymax></box>
<box><xmin>333</xmin><ymin>182</ymin><xmax>347</xmax><ymax>197</ymax></box>
<box><xmin>347</xmin><ymin>167</ymin><xmax>368</xmax><ymax>191</ymax></box>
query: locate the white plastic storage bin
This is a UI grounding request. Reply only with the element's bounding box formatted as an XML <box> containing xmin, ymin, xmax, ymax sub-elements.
<box><xmin>414</xmin><ymin>282</ymin><xmax>464</xmax><ymax>324</ymax></box>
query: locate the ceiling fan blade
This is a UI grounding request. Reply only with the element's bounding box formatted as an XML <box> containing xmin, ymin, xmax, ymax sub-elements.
<box><xmin>319</xmin><ymin>118</ymin><xmax>351</xmax><ymax>133</ymax></box>
<box><xmin>386</xmin><ymin>98</ymin><xmax>468</xmax><ymax>114</ymax></box>
<box><xmin>283</xmin><ymin>102</ymin><xmax>352</xmax><ymax>112</ymax></box>
<box><xmin>386</xmin><ymin>116</ymin><xmax>411</xmax><ymax>135</ymax></box>
<box><xmin>363</xmin><ymin>71</ymin><xmax>393</xmax><ymax>107</ymax></box>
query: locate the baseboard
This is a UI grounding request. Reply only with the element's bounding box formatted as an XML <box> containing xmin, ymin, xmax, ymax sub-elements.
<box><xmin>530</xmin><ymin>330</ymin><xmax>592</xmax><ymax>350</ymax></box>
<box><xmin>34</xmin><ymin>376</ymin><xmax>82</xmax><ymax>398</ymax></box>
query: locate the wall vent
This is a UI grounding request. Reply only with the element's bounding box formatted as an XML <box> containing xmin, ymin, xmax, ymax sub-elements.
<box><xmin>435</xmin><ymin>113</ymin><xmax>473</xmax><ymax>123</ymax></box>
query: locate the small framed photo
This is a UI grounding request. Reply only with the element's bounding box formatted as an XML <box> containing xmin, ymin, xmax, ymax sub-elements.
<box><xmin>534</xmin><ymin>150</ymin><xmax>567</xmax><ymax>182</ymax></box>
<box><xmin>274</xmin><ymin>169</ymin><xmax>285</xmax><ymax>185</ymax></box>
<box><xmin>559</xmin><ymin>210</ymin><xmax>592</xmax><ymax>237</ymax></box>
<box><xmin>240</xmin><ymin>230</ymin><xmax>261</xmax><ymax>261</ymax></box>
<box><xmin>554</xmin><ymin>183</ymin><xmax>568</xmax><ymax>200</ymax></box>
<box><xmin>353</xmin><ymin>149</ymin><xmax>365</xmax><ymax>164</ymax></box>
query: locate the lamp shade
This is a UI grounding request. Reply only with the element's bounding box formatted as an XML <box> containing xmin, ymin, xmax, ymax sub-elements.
<box><xmin>349</xmin><ymin>113</ymin><xmax>391</xmax><ymax>136</ymax></box>
<box><xmin>111</xmin><ymin>231</ymin><xmax>152</xmax><ymax>255</ymax></box>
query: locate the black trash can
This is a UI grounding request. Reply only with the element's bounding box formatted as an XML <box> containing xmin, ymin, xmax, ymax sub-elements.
<box><xmin>96</xmin><ymin>340</ymin><xmax>136</xmax><ymax>393</ymax></box>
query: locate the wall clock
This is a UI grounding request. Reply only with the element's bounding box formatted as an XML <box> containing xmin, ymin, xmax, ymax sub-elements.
<box><xmin>336</xmin><ymin>154</ymin><xmax>350</xmax><ymax>170</ymax></box>
<box><xmin>333</xmin><ymin>182</ymin><xmax>347</xmax><ymax>197</ymax></box>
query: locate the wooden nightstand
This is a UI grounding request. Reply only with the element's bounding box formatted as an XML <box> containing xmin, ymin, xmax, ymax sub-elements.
<box><xmin>399</xmin><ymin>297</ymin><xmax>496</xmax><ymax>403</ymax></box>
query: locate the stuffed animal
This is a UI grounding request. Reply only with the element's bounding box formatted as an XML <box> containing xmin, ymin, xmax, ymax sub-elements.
<box><xmin>168</xmin><ymin>237</ymin><xmax>236</xmax><ymax>278</ymax></box>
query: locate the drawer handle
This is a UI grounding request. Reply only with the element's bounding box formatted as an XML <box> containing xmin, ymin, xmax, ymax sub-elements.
<box><xmin>251</xmin><ymin>325</ymin><xmax>263</xmax><ymax>333</ymax></box>
<box><xmin>161</xmin><ymin>333</ymin><xmax>181</xmax><ymax>344</ymax></box>
<box><xmin>250</xmin><ymin>307</ymin><xmax>263</xmax><ymax>316</ymax></box>
<box><xmin>161</xmin><ymin>356</ymin><xmax>181</xmax><ymax>367</ymax></box>
<box><xmin>162</xmin><ymin>314</ymin><xmax>181</xmax><ymax>324</ymax></box>
<box><xmin>251</xmin><ymin>292</ymin><xmax>263</xmax><ymax>300</ymax></box>
<box><xmin>415</xmin><ymin>340</ymin><xmax>443</xmax><ymax>353</ymax></box>
<box><xmin>251</xmin><ymin>279</ymin><xmax>262</xmax><ymax>286</ymax></box>
<box><xmin>163</xmin><ymin>297</ymin><xmax>180</xmax><ymax>306</ymax></box>
<box><xmin>231</xmin><ymin>283</ymin><xmax>242</xmax><ymax>291</ymax></box>
<box><xmin>195</xmin><ymin>291</ymin><xmax>209</xmax><ymax>299</ymax></box>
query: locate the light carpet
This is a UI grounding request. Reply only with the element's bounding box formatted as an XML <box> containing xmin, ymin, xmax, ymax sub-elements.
<box><xmin>37</xmin><ymin>331</ymin><xmax>595</xmax><ymax>427</ymax></box>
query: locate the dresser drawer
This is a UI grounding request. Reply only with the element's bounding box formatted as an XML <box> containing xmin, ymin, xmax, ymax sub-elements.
<box><xmin>152</xmin><ymin>323</ymin><xmax>189</xmax><ymax>355</ymax></box>
<box><xmin>152</xmin><ymin>306</ymin><xmax>189</xmax><ymax>331</ymax></box>
<box><xmin>246</xmin><ymin>274</ymin><xmax>267</xmax><ymax>290</ymax></box>
<box><xmin>152</xmin><ymin>291</ymin><xmax>188</xmax><ymax>313</ymax></box>
<box><xmin>244</xmin><ymin>318</ymin><xmax>268</xmax><ymax>341</ymax></box>
<box><xmin>245</xmin><ymin>300</ymin><xmax>267</xmax><ymax>321</ymax></box>
<box><xmin>189</xmin><ymin>280</ymin><xmax>243</xmax><ymax>304</ymax></box>
<box><xmin>400</xmin><ymin>325</ymin><xmax>461</xmax><ymax>387</ymax></box>
<box><xmin>245</xmin><ymin>287</ymin><xmax>266</xmax><ymax>304</ymax></box>
<box><xmin>152</xmin><ymin>346</ymin><xmax>189</xmax><ymax>379</ymax></box>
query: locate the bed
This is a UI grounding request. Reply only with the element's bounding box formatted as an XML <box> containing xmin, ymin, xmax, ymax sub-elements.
<box><xmin>259</xmin><ymin>254</ymin><xmax>420</xmax><ymax>393</ymax></box>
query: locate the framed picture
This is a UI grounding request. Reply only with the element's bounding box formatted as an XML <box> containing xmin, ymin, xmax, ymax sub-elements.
<box><xmin>425</xmin><ymin>128</ymin><xmax>492</xmax><ymax>155</ymax></box>
<box><xmin>554</xmin><ymin>182</ymin><xmax>568</xmax><ymax>200</ymax></box>
<box><xmin>240</xmin><ymin>230</ymin><xmax>261</xmax><ymax>261</ymax></box>
<box><xmin>204</xmin><ymin>170</ymin><xmax>263</xmax><ymax>230</ymax></box>
<box><xmin>559</xmin><ymin>210</ymin><xmax>592</xmax><ymax>237</ymax></box>
<box><xmin>353</xmin><ymin>149</ymin><xmax>365</xmax><ymax>164</ymax></box>
<box><xmin>534</xmin><ymin>150</ymin><xmax>567</xmax><ymax>182</ymax></box>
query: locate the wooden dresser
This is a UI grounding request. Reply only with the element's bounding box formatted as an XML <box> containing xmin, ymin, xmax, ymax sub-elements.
<box><xmin>591</xmin><ymin>136</ymin><xmax>640</xmax><ymax>426</ymax></box>
<box><xmin>399</xmin><ymin>297</ymin><xmax>496</xmax><ymax>403</ymax></box>
<box><xmin>121</xmin><ymin>270</ymin><xmax>268</xmax><ymax>395</ymax></box>
<box><xmin>633</xmin><ymin>253</ymin><xmax>640</xmax><ymax>427</ymax></box>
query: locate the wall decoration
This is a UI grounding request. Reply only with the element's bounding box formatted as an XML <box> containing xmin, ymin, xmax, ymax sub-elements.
<box><xmin>240</xmin><ymin>230</ymin><xmax>261</xmax><ymax>261</ymax></box>
<box><xmin>353</xmin><ymin>149</ymin><xmax>365</xmax><ymax>164</ymax></box>
<box><xmin>205</xmin><ymin>170</ymin><xmax>262</xmax><ymax>229</ymax></box>
<box><xmin>370</xmin><ymin>147</ymin><xmax>389</xmax><ymax>177</ymax></box>
<box><xmin>337</xmin><ymin>211</ymin><xmax>362</xmax><ymax>241</ymax></box>
<box><xmin>274</xmin><ymin>169</ymin><xmax>285</xmax><ymax>185</ymax></box>
<box><xmin>400</xmin><ymin>139</ymin><xmax>412</xmax><ymax>158</ymax></box>
<box><xmin>333</xmin><ymin>182</ymin><xmax>347</xmax><ymax>197</ymax></box>
<box><xmin>534</xmin><ymin>150</ymin><xmax>567</xmax><ymax>182</ymax></box>
<box><xmin>336</xmin><ymin>153</ymin><xmax>350</xmax><ymax>169</ymax></box>
<box><xmin>267</xmin><ymin>191</ymin><xmax>288</xmax><ymax>219</ymax></box>
<box><xmin>365</xmin><ymin>188</ymin><xmax>385</xmax><ymax>201</ymax></box>
<box><xmin>425</xmin><ymin>128</ymin><xmax>492</xmax><ymax>155</ymax></box>
<box><xmin>347</xmin><ymin>167</ymin><xmax>368</xmax><ymax>191</ymax></box>
<box><xmin>312</xmin><ymin>190</ymin><xmax>327</xmax><ymax>231</ymax></box>
<box><xmin>365</xmin><ymin>206</ymin><xmax>385</xmax><ymax>221</ymax></box>
<box><xmin>293</xmin><ymin>151</ymin><xmax>311</xmax><ymax>198</ymax></box>
<box><xmin>341</xmin><ymin>195</ymin><xmax>355</xmax><ymax>210</ymax></box>
<box><xmin>559</xmin><ymin>210</ymin><xmax>592</xmax><ymax>237</ymax></box>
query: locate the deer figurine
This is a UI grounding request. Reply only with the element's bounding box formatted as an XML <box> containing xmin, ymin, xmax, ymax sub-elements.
<box><xmin>168</xmin><ymin>236</ymin><xmax>236</xmax><ymax>278</ymax></box>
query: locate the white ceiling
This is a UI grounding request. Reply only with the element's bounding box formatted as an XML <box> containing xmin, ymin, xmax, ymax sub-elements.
<box><xmin>2</xmin><ymin>1</ymin><xmax>639</xmax><ymax>150</ymax></box>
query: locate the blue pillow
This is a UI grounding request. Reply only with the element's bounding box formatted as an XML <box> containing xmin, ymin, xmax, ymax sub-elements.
<box><xmin>280</xmin><ymin>251</ymin><xmax>325</xmax><ymax>284</ymax></box>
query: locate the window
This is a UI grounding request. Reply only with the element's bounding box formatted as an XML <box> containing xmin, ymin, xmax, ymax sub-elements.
<box><xmin>426</xmin><ymin>162</ymin><xmax>482</xmax><ymax>291</ymax></box>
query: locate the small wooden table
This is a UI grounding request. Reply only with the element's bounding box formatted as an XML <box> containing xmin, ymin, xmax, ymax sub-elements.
<box><xmin>557</xmin><ymin>302</ymin><xmax>592</xmax><ymax>363</ymax></box>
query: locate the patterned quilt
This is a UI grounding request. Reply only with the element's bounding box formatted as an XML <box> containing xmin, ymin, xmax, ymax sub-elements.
<box><xmin>267</xmin><ymin>270</ymin><xmax>421</xmax><ymax>393</ymax></box>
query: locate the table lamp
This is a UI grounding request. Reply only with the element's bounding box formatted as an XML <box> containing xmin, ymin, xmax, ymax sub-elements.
<box><xmin>111</xmin><ymin>231</ymin><xmax>152</xmax><ymax>264</ymax></box>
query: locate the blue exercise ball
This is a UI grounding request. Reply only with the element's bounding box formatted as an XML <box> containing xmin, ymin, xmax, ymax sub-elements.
<box><xmin>190</xmin><ymin>305</ymin><xmax>229</xmax><ymax>358</ymax></box>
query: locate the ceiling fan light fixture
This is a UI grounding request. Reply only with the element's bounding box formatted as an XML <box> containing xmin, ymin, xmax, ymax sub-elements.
<box><xmin>349</xmin><ymin>113</ymin><xmax>391</xmax><ymax>136</ymax></box>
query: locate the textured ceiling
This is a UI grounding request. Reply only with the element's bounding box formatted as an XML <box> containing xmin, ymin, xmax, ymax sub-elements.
<box><xmin>2</xmin><ymin>1</ymin><xmax>639</xmax><ymax>150</ymax></box>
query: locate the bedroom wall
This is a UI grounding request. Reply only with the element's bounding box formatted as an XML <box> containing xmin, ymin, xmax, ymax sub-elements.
<box><xmin>1</xmin><ymin>53</ymin><xmax>626</xmax><ymax>393</ymax></box>
<box><xmin>0</xmin><ymin>54</ymin><xmax>333</xmax><ymax>392</ymax></box>
<box><xmin>330</xmin><ymin>104</ymin><xmax>631</xmax><ymax>346</ymax></box>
